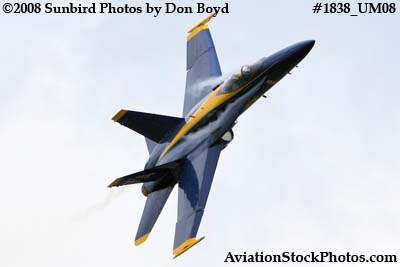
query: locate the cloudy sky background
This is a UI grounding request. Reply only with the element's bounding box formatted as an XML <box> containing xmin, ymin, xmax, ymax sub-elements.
<box><xmin>1</xmin><ymin>0</ymin><xmax>399</xmax><ymax>266</ymax></box>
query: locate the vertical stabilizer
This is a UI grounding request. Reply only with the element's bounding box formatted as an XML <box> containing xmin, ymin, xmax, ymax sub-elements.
<box><xmin>145</xmin><ymin>138</ymin><xmax>157</xmax><ymax>154</ymax></box>
<box><xmin>135</xmin><ymin>186</ymin><xmax>174</xmax><ymax>245</ymax></box>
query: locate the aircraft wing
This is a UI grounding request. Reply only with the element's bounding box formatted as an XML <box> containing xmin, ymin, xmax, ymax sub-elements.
<box><xmin>173</xmin><ymin>142</ymin><xmax>224</xmax><ymax>258</ymax></box>
<box><xmin>183</xmin><ymin>13</ymin><xmax>222</xmax><ymax>116</ymax></box>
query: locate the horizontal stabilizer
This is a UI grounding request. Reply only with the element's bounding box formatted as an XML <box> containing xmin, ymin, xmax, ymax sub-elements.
<box><xmin>108</xmin><ymin>161</ymin><xmax>181</xmax><ymax>188</ymax></box>
<box><xmin>108</xmin><ymin>169</ymin><xmax>169</xmax><ymax>188</ymax></box>
<box><xmin>112</xmin><ymin>110</ymin><xmax>184</xmax><ymax>143</ymax></box>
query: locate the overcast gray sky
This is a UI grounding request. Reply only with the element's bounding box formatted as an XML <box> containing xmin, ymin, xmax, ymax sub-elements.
<box><xmin>1</xmin><ymin>0</ymin><xmax>399</xmax><ymax>266</ymax></box>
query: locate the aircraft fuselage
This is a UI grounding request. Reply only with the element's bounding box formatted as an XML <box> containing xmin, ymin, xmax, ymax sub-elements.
<box><xmin>145</xmin><ymin>40</ymin><xmax>315</xmax><ymax>170</ymax></box>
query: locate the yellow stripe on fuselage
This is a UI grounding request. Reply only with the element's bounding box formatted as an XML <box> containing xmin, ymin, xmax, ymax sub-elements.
<box><xmin>159</xmin><ymin>84</ymin><xmax>242</xmax><ymax>160</ymax></box>
<box><xmin>159</xmin><ymin>66</ymin><xmax>274</xmax><ymax>161</ymax></box>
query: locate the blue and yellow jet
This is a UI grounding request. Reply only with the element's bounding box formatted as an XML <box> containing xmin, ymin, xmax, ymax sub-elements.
<box><xmin>109</xmin><ymin>14</ymin><xmax>315</xmax><ymax>258</ymax></box>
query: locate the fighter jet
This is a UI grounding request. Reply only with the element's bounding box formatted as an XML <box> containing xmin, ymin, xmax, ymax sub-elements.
<box><xmin>109</xmin><ymin>13</ymin><xmax>315</xmax><ymax>258</ymax></box>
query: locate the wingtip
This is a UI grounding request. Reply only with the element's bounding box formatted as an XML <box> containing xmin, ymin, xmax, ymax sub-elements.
<box><xmin>188</xmin><ymin>12</ymin><xmax>216</xmax><ymax>33</ymax></box>
<box><xmin>112</xmin><ymin>109</ymin><xmax>127</xmax><ymax>122</ymax></box>
<box><xmin>172</xmin><ymin>236</ymin><xmax>205</xmax><ymax>259</ymax></box>
<box><xmin>187</xmin><ymin>12</ymin><xmax>217</xmax><ymax>41</ymax></box>
<box><xmin>135</xmin><ymin>233</ymin><xmax>150</xmax><ymax>246</ymax></box>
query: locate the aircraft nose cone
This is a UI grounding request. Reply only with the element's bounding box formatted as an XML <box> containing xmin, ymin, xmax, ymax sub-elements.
<box><xmin>289</xmin><ymin>40</ymin><xmax>315</xmax><ymax>64</ymax></box>
<box><xmin>262</xmin><ymin>40</ymin><xmax>316</xmax><ymax>72</ymax></box>
<box><xmin>301</xmin><ymin>39</ymin><xmax>316</xmax><ymax>49</ymax></box>
<box><xmin>300</xmin><ymin>39</ymin><xmax>315</xmax><ymax>52</ymax></box>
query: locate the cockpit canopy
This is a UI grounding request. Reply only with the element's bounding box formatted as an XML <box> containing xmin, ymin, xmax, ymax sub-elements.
<box><xmin>218</xmin><ymin>60</ymin><xmax>264</xmax><ymax>95</ymax></box>
<box><xmin>241</xmin><ymin>65</ymin><xmax>251</xmax><ymax>76</ymax></box>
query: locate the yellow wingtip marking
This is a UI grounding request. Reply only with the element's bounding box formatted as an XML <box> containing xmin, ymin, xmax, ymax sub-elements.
<box><xmin>112</xmin><ymin>109</ymin><xmax>127</xmax><ymax>122</ymax></box>
<box><xmin>187</xmin><ymin>12</ymin><xmax>217</xmax><ymax>41</ymax></box>
<box><xmin>134</xmin><ymin>233</ymin><xmax>150</xmax><ymax>246</ymax></box>
<box><xmin>173</xmin><ymin>236</ymin><xmax>205</xmax><ymax>259</ymax></box>
<box><xmin>188</xmin><ymin>12</ymin><xmax>216</xmax><ymax>33</ymax></box>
